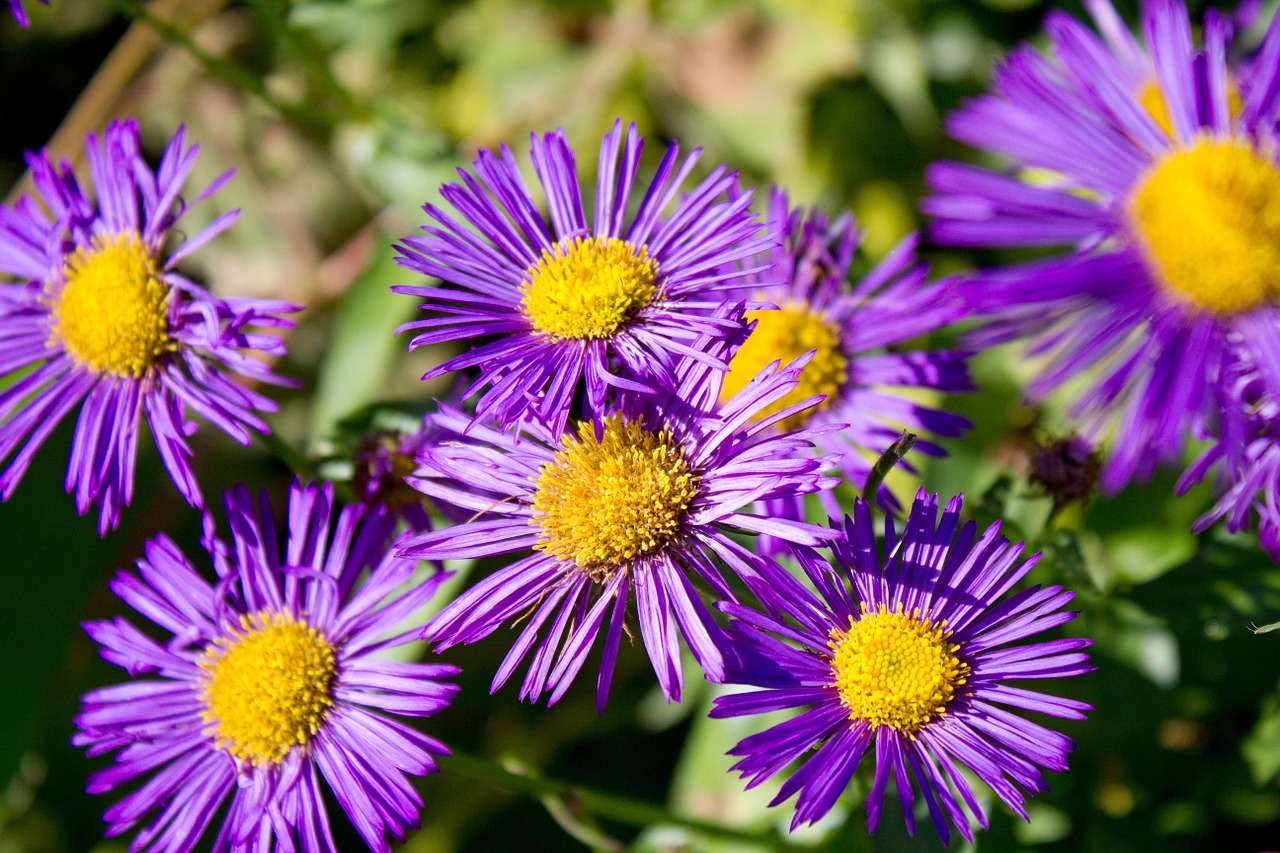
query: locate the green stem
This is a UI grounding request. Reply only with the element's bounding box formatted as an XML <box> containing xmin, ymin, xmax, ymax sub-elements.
<box><xmin>441</xmin><ymin>751</ymin><xmax>800</xmax><ymax>851</ymax></box>
<box><xmin>102</xmin><ymin>0</ymin><xmax>333</xmax><ymax>134</ymax></box>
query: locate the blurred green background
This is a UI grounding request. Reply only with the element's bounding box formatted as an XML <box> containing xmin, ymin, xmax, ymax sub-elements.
<box><xmin>3</xmin><ymin>0</ymin><xmax>1280</xmax><ymax>850</ymax></box>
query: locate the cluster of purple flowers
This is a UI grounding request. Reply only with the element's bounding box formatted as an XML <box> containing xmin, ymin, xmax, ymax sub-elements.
<box><xmin>386</xmin><ymin>117</ymin><xmax>1086</xmax><ymax>842</ymax></box>
<box><xmin>0</xmin><ymin>82</ymin><xmax>1071</xmax><ymax>850</ymax></box>
<box><xmin>21</xmin><ymin>0</ymin><xmax>1280</xmax><ymax>845</ymax></box>
<box><xmin>925</xmin><ymin>0</ymin><xmax>1280</xmax><ymax>557</ymax></box>
<box><xmin>393</xmin><ymin>117</ymin><xmax>979</xmax><ymax>710</ymax></box>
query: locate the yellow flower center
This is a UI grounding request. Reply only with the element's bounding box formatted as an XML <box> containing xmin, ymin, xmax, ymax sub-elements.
<box><xmin>829</xmin><ymin>605</ymin><xmax>969</xmax><ymax>737</ymax></box>
<box><xmin>521</xmin><ymin>236</ymin><xmax>659</xmax><ymax>341</ymax></box>
<box><xmin>531</xmin><ymin>415</ymin><xmax>699</xmax><ymax>579</ymax></box>
<box><xmin>1128</xmin><ymin>139</ymin><xmax>1280</xmax><ymax>315</ymax></box>
<box><xmin>1138</xmin><ymin>78</ymin><xmax>1243</xmax><ymax>139</ymax></box>
<box><xmin>719</xmin><ymin>305</ymin><xmax>848</xmax><ymax>430</ymax></box>
<box><xmin>200</xmin><ymin>612</ymin><xmax>337</xmax><ymax>766</ymax></box>
<box><xmin>51</xmin><ymin>233</ymin><xmax>171</xmax><ymax>377</ymax></box>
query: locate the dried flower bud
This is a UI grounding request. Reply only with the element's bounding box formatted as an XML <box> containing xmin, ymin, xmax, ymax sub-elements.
<box><xmin>1030</xmin><ymin>436</ymin><xmax>1100</xmax><ymax>506</ymax></box>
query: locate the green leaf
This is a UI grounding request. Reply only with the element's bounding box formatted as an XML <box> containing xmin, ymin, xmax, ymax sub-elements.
<box><xmin>1243</xmin><ymin>686</ymin><xmax>1280</xmax><ymax>786</ymax></box>
<box><xmin>308</xmin><ymin>233</ymin><xmax>420</xmax><ymax>453</ymax></box>
<box><xmin>0</xmin><ymin>422</ymin><xmax>120</xmax><ymax>783</ymax></box>
<box><xmin>1094</xmin><ymin>600</ymin><xmax>1181</xmax><ymax>689</ymax></box>
<box><xmin>1104</xmin><ymin>525</ymin><xmax>1198</xmax><ymax>587</ymax></box>
<box><xmin>667</xmin><ymin>687</ymin><xmax>777</xmax><ymax>830</ymax></box>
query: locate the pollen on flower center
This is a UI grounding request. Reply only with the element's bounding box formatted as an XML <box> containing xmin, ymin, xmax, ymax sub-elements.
<box><xmin>1128</xmin><ymin>138</ymin><xmax>1280</xmax><ymax>315</ymax></box>
<box><xmin>52</xmin><ymin>233</ymin><xmax>171</xmax><ymax>377</ymax></box>
<box><xmin>829</xmin><ymin>604</ymin><xmax>969</xmax><ymax>736</ymax></box>
<box><xmin>521</xmin><ymin>236</ymin><xmax>659</xmax><ymax>341</ymax></box>
<box><xmin>719</xmin><ymin>305</ymin><xmax>848</xmax><ymax>430</ymax></box>
<box><xmin>531</xmin><ymin>415</ymin><xmax>699</xmax><ymax>579</ymax></box>
<box><xmin>200</xmin><ymin>611</ymin><xmax>337</xmax><ymax>766</ymax></box>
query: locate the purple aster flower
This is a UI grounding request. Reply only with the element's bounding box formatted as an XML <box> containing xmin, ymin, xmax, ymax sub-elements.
<box><xmin>350</xmin><ymin>405</ymin><xmax>467</xmax><ymax>532</ymax></box>
<box><xmin>0</xmin><ymin>118</ymin><xmax>296</xmax><ymax>533</ymax></box>
<box><xmin>923</xmin><ymin>0</ymin><xmax>1280</xmax><ymax>493</ymax></box>
<box><xmin>352</xmin><ymin>427</ymin><xmax>432</xmax><ymax>528</ymax></box>
<box><xmin>720</xmin><ymin>188</ymin><xmax>971</xmax><ymax>519</ymax></box>
<box><xmin>402</xmin><ymin>311</ymin><xmax>840</xmax><ymax>711</ymax></box>
<box><xmin>75</xmin><ymin>480</ymin><xmax>459</xmax><ymax>853</ymax></box>
<box><xmin>394</xmin><ymin>119</ymin><xmax>772</xmax><ymax>435</ymax></box>
<box><xmin>712</xmin><ymin>491</ymin><xmax>1092</xmax><ymax>843</ymax></box>
<box><xmin>6</xmin><ymin>0</ymin><xmax>45</xmax><ymax>26</ymax></box>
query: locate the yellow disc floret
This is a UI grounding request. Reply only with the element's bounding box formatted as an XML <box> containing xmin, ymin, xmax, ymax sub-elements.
<box><xmin>51</xmin><ymin>233</ymin><xmax>171</xmax><ymax>377</ymax></box>
<box><xmin>531</xmin><ymin>415</ymin><xmax>699</xmax><ymax>579</ymax></box>
<box><xmin>719</xmin><ymin>304</ymin><xmax>848</xmax><ymax>430</ymax></box>
<box><xmin>521</xmin><ymin>236</ymin><xmax>658</xmax><ymax>341</ymax></box>
<box><xmin>829</xmin><ymin>604</ymin><xmax>969</xmax><ymax>737</ymax></box>
<box><xmin>1128</xmin><ymin>138</ymin><xmax>1280</xmax><ymax>315</ymax></box>
<box><xmin>200</xmin><ymin>611</ymin><xmax>337</xmax><ymax>766</ymax></box>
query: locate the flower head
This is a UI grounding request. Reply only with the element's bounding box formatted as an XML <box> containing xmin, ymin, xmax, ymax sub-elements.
<box><xmin>394</xmin><ymin>120</ymin><xmax>771</xmax><ymax>435</ymax></box>
<box><xmin>352</xmin><ymin>427</ymin><xmax>431</xmax><ymax>525</ymax></box>
<box><xmin>712</xmin><ymin>491</ymin><xmax>1092</xmax><ymax>843</ymax></box>
<box><xmin>721</xmin><ymin>188</ymin><xmax>971</xmax><ymax>517</ymax></box>
<box><xmin>403</xmin><ymin>310</ymin><xmax>839</xmax><ymax>710</ymax></box>
<box><xmin>350</xmin><ymin>404</ymin><xmax>467</xmax><ymax>532</ymax></box>
<box><xmin>75</xmin><ymin>480</ymin><xmax>458</xmax><ymax>853</ymax></box>
<box><xmin>923</xmin><ymin>0</ymin><xmax>1280</xmax><ymax>492</ymax></box>
<box><xmin>0</xmin><ymin>118</ymin><xmax>296</xmax><ymax>532</ymax></box>
<box><xmin>1029</xmin><ymin>435</ymin><xmax>1102</xmax><ymax>507</ymax></box>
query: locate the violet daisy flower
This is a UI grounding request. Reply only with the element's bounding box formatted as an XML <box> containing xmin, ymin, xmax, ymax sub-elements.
<box><xmin>75</xmin><ymin>480</ymin><xmax>458</xmax><ymax>853</ymax></box>
<box><xmin>402</xmin><ymin>312</ymin><xmax>840</xmax><ymax>711</ymax></box>
<box><xmin>0</xmin><ymin>118</ymin><xmax>296</xmax><ymax>533</ymax></box>
<box><xmin>720</xmin><ymin>188</ymin><xmax>971</xmax><ymax>516</ymax></box>
<box><xmin>923</xmin><ymin>0</ymin><xmax>1280</xmax><ymax>493</ymax></box>
<box><xmin>394</xmin><ymin>119</ymin><xmax>772</xmax><ymax>435</ymax></box>
<box><xmin>712</xmin><ymin>491</ymin><xmax>1092</xmax><ymax>843</ymax></box>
